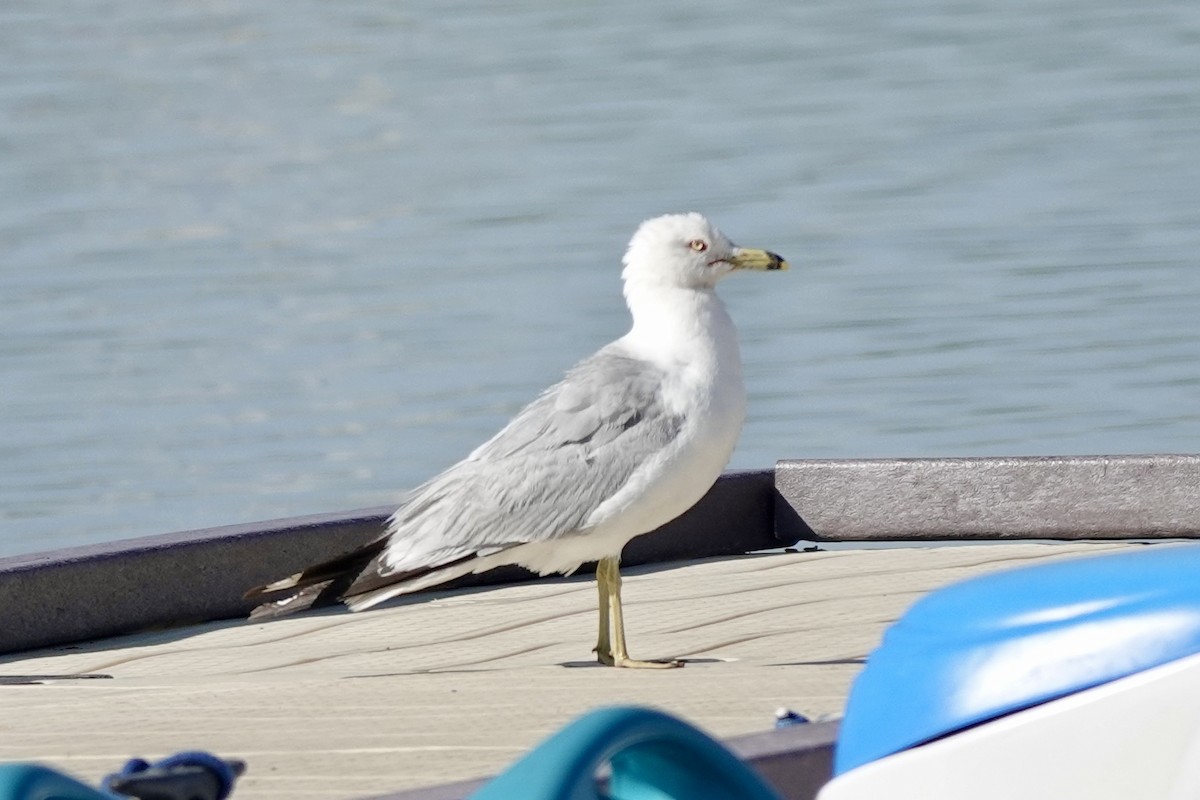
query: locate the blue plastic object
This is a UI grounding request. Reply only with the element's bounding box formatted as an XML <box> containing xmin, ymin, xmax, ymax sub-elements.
<box><xmin>835</xmin><ymin>544</ymin><xmax>1200</xmax><ymax>775</ymax></box>
<box><xmin>1</xmin><ymin>753</ymin><xmax>242</xmax><ymax>800</ymax></box>
<box><xmin>103</xmin><ymin>751</ymin><xmax>242</xmax><ymax>800</ymax></box>
<box><xmin>468</xmin><ymin>706</ymin><xmax>782</xmax><ymax>800</ymax></box>
<box><xmin>0</xmin><ymin>763</ymin><xmax>118</xmax><ymax>800</ymax></box>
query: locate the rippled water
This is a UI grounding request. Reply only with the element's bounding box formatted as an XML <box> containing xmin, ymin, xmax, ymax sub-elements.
<box><xmin>2</xmin><ymin>0</ymin><xmax>1198</xmax><ymax>556</ymax></box>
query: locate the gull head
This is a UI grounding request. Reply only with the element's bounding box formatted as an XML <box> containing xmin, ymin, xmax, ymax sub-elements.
<box><xmin>621</xmin><ymin>212</ymin><xmax>788</xmax><ymax>291</ymax></box>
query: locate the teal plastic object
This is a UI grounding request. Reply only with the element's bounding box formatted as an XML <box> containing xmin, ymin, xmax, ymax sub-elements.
<box><xmin>468</xmin><ymin>706</ymin><xmax>782</xmax><ymax>800</ymax></box>
<box><xmin>0</xmin><ymin>763</ymin><xmax>117</xmax><ymax>800</ymax></box>
<box><xmin>836</xmin><ymin>544</ymin><xmax>1200</xmax><ymax>775</ymax></box>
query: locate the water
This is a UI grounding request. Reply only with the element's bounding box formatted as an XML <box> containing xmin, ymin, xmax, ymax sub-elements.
<box><xmin>2</xmin><ymin>0</ymin><xmax>1198</xmax><ymax>557</ymax></box>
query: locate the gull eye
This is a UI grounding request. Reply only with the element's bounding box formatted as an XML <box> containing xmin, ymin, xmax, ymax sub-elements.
<box><xmin>688</xmin><ymin>239</ymin><xmax>708</xmax><ymax>252</ymax></box>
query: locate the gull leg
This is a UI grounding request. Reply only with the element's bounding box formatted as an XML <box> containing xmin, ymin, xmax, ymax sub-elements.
<box><xmin>605</xmin><ymin>557</ymin><xmax>682</xmax><ymax>669</ymax></box>
<box><xmin>594</xmin><ymin>559</ymin><xmax>615</xmax><ymax>665</ymax></box>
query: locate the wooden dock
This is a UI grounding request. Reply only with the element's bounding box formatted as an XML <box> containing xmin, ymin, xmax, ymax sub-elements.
<box><xmin>0</xmin><ymin>541</ymin><xmax>1142</xmax><ymax>799</ymax></box>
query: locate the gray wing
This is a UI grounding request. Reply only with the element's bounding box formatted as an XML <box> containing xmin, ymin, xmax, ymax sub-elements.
<box><xmin>370</xmin><ymin>346</ymin><xmax>685</xmax><ymax>575</ymax></box>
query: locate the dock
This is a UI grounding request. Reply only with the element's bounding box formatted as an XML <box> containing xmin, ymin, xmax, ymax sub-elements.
<box><xmin>0</xmin><ymin>542</ymin><xmax>1146</xmax><ymax>798</ymax></box>
<box><xmin>2</xmin><ymin>455</ymin><xmax>1197</xmax><ymax>799</ymax></box>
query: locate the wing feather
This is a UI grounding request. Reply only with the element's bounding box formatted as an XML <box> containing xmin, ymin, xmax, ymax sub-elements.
<box><xmin>367</xmin><ymin>346</ymin><xmax>684</xmax><ymax>578</ymax></box>
<box><xmin>250</xmin><ymin>346</ymin><xmax>685</xmax><ymax>617</ymax></box>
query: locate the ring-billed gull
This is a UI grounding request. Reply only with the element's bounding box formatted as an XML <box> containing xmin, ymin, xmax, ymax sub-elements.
<box><xmin>246</xmin><ymin>213</ymin><xmax>788</xmax><ymax>668</ymax></box>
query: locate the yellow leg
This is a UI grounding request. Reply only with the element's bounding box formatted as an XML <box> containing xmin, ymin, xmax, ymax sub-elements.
<box><xmin>595</xmin><ymin>556</ymin><xmax>682</xmax><ymax>669</ymax></box>
<box><xmin>594</xmin><ymin>560</ymin><xmax>614</xmax><ymax>664</ymax></box>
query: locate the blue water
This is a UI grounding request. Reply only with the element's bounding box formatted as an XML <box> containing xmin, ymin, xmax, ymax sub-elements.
<box><xmin>2</xmin><ymin>0</ymin><xmax>1199</xmax><ymax>557</ymax></box>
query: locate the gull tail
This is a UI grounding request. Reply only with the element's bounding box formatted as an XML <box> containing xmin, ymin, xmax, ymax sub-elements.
<box><xmin>244</xmin><ymin>537</ymin><xmax>388</xmax><ymax>620</ymax></box>
<box><xmin>245</xmin><ymin>538</ymin><xmax>519</xmax><ymax>621</ymax></box>
<box><xmin>247</xmin><ymin>581</ymin><xmax>338</xmax><ymax>621</ymax></box>
<box><xmin>339</xmin><ymin>550</ymin><xmax>504</xmax><ymax>612</ymax></box>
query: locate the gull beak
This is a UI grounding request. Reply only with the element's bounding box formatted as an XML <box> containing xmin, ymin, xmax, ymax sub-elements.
<box><xmin>728</xmin><ymin>247</ymin><xmax>789</xmax><ymax>272</ymax></box>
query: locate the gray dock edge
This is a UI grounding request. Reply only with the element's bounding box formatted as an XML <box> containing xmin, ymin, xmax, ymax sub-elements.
<box><xmin>2</xmin><ymin>454</ymin><xmax>1197</xmax><ymax>800</ymax></box>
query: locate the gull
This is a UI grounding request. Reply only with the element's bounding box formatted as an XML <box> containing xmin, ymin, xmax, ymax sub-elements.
<box><xmin>245</xmin><ymin>213</ymin><xmax>788</xmax><ymax>668</ymax></box>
